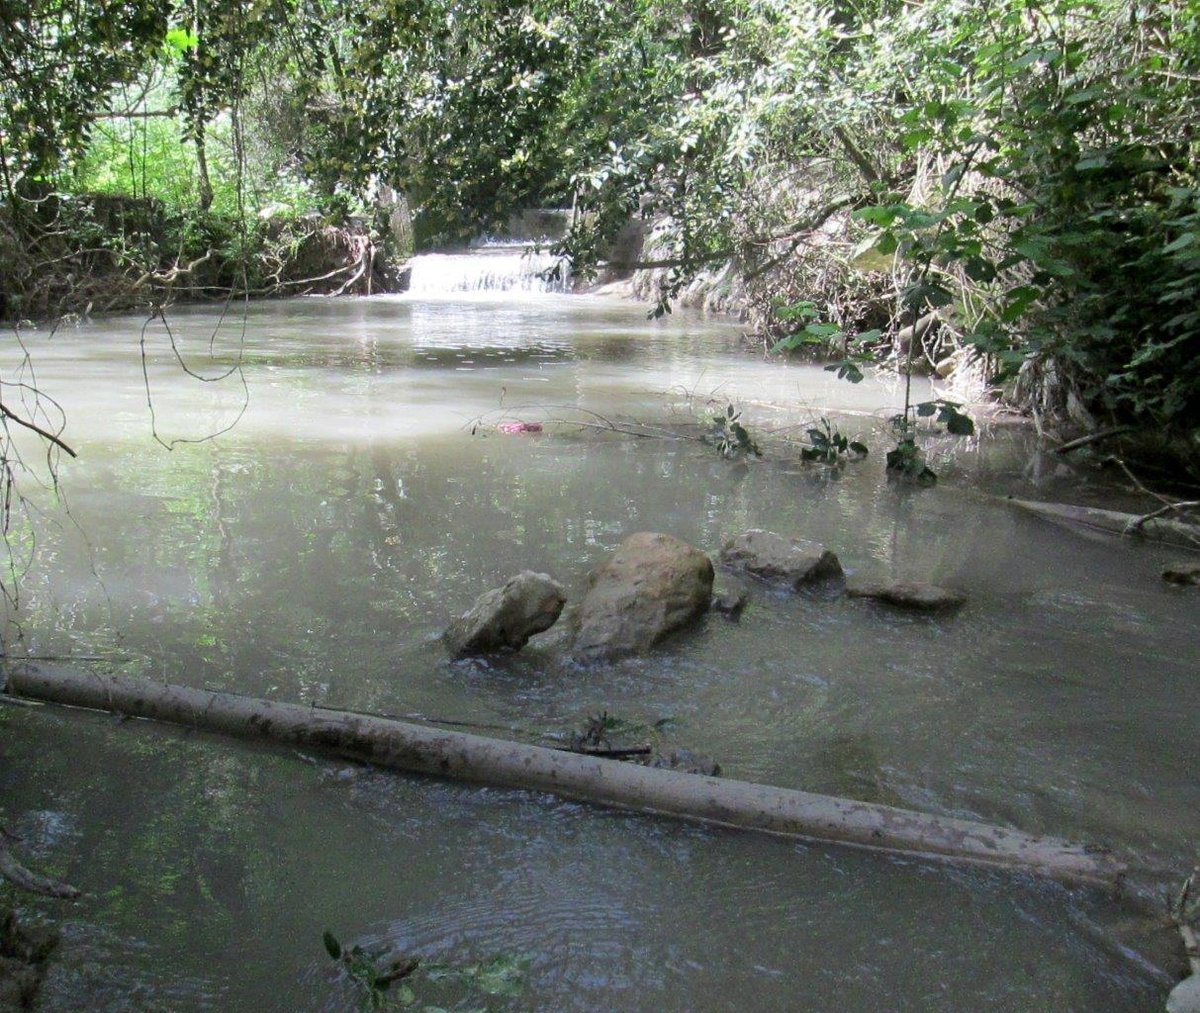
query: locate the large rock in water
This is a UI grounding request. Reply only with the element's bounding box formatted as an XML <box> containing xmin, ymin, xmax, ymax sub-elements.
<box><xmin>719</xmin><ymin>529</ymin><xmax>843</xmax><ymax>588</ymax></box>
<box><xmin>574</xmin><ymin>532</ymin><xmax>714</xmax><ymax>660</ymax></box>
<box><xmin>444</xmin><ymin>571</ymin><xmax>566</xmax><ymax>657</ymax></box>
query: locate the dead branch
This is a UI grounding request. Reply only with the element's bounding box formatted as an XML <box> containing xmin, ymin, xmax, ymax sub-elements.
<box><xmin>1102</xmin><ymin>456</ymin><xmax>1200</xmax><ymax>544</ymax></box>
<box><xmin>0</xmin><ymin>831</ymin><xmax>80</xmax><ymax>899</ymax></box>
<box><xmin>1053</xmin><ymin>425</ymin><xmax>1135</xmax><ymax>454</ymax></box>
<box><xmin>558</xmin><ymin>745</ymin><xmax>653</xmax><ymax>759</ymax></box>
<box><xmin>1008</xmin><ymin>497</ymin><xmax>1200</xmax><ymax>549</ymax></box>
<box><xmin>0</xmin><ymin>403</ymin><xmax>76</xmax><ymax>458</ymax></box>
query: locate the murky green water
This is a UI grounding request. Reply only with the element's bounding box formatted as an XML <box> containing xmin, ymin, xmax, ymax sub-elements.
<box><xmin>1</xmin><ymin>275</ymin><xmax>1196</xmax><ymax>1010</ymax></box>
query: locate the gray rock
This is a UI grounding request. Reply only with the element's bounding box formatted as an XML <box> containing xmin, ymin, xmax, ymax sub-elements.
<box><xmin>719</xmin><ymin>529</ymin><xmax>843</xmax><ymax>588</ymax></box>
<box><xmin>444</xmin><ymin>571</ymin><xmax>566</xmax><ymax>657</ymax></box>
<box><xmin>649</xmin><ymin>748</ymin><xmax>721</xmax><ymax>777</ymax></box>
<box><xmin>573</xmin><ymin>532</ymin><xmax>714</xmax><ymax>661</ymax></box>
<box><xmin>848</xmin><ymin>580</ymin><xmax>966</xmax><ymax>612</ymax></box>
<box><xmin>1168</xmin><ymin>975</ymin><xmax>1200</xmax><ymax>1013</ymax></box>
<box><xmin>1163</xmin><ymin>561</ymin><xmax>1200</xmax><ymax>586</ymax></box>
<box><xmin>712</xmin><ymin>590</ymin><xmax>748</xmax><ymax>619</ymax></box>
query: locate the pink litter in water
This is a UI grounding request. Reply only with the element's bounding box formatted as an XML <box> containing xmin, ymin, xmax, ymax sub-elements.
<box><xmin>497</xmin><ymin>421</ymin><xmax>543</xmax><ymax>434</ymax></box>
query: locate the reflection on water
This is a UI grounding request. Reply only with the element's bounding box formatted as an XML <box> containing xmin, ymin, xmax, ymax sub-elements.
<box><xmin>1</xmin><ymin>290</ymin><xmax>1192</xmax><ymax>1011</ymax></box>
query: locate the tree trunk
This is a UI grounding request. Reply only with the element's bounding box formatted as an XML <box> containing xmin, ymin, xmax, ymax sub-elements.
<box><xmin>194</xmin><ymin>122</ymin><xmax>214</xmax><ymax>213</ymax></box>
<box><xmin>3</xmin><ymin>663</ymin><xmax>1125</xmax><ymax>885</ymax></box>
<box><xmin>1008</xmin><ymin>497</ymin><xmax>1200</xmax><ymax>548</ymax></box>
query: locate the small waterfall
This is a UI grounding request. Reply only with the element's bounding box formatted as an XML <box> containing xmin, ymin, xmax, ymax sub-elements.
<box><xmin>405</xmin><ymin>248</ymin><xmax>570</xmax><ymax>296</ymax></box>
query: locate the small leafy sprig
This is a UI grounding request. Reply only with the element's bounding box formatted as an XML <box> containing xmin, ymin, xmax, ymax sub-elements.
<box><xmin>708</xmin><ymin>405</ymin><xmax>761</xmax><ymax>459</ymax></box>
<box><xmin>800</xmin><ymin>417</ymin><xmax>868</xmax><ymax>467</ymax></box>
<box><xmin>324</xmin><ymin>931</ymin><xmax>419</xmax><ymax>1009</ymax></box>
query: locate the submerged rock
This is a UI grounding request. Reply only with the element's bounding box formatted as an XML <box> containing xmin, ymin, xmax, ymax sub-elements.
<box><xmin>443</xmin><ymin>571</ymin><xmax>566</xmax><ymax>657</ymax></box>
<box><xmin>1162</xmin><ymin>561</ymin><xmax>1200</xmax><ymax>586</ymax></box>
<box><xmin>847</xmin><ymin>580</ymin><xmax>966</xmax><ymax>612</ymax></box>
<box><xmin>0</xmin><ymin>906</ymin><xmax>58</xmax><ymax>1010</ymax></box>
<box><xmin>649</xmin><ymin>748</ymin><xmax>721</xmax><ymax>777</ymax></box>
<box><xmin>573</xmin><ymin>532</ymin><xmax>714</xmax><ymax>661</ymax></box>
<box><xmin>711</xmin><ymin>589</ymin><xmax>748</xmax><ymax>619</ymax></box>
<box><xmin>719</xmin><ymin>529</ymin><xmax>843</xmax><ymax>588</ymax></box>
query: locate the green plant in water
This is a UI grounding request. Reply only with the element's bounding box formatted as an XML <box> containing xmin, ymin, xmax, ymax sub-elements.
<box><xmin>423</xmin><ymin>953</ymin><xmax>528</xmax><ymax>1000</ymax></box>
<box><xmin>324</xmin><ymin>931</ymin><xmax>419</xmax><ymax>1009</ymax></box>
<box><xmin>324</xmin><ymin>930</ymin><xmax>528</xmax><ymax>1010</ymax></box>
<box><xmin>770</xmin><ymin>295</ymin><xmax>974</xmax><ymax>482</ymax></box>
<box><xmin>573</xmin><ymin>711</ymin><xmax>676</xmax><ymax>750</ymax></box>
<box><xmin>707</xmin><ymin>405</ymin><xmax>761</xmax><ymax>460</ymax></box>
<box><xmin>800</xmin><ymin>417</ymin><xmax>868</xmax><ymax>468</ymax></box>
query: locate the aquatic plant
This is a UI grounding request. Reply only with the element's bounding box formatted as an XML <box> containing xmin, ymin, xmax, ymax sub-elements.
<box><xmin>707</xmin><ymin>404</ymin><xmax>761</xmax><ymax>460</ymax></box>
<box><xmin>323</xmin><ymin>930</ymin><xmax>527</xmax><ymax>1010</ymax></box>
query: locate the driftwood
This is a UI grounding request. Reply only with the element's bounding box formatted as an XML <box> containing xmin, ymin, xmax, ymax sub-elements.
<box><xmin>2</xmin><ymin>663</ymin><xmax>1125</xmax><ymax>885</ymax></box>
<box><xmin>1008</xmin><ymin>498</ymin><xmax>1200</xmax><ymax>549</ymax></box>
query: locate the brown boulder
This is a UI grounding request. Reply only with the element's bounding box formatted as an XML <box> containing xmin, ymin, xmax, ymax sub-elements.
<box><xmin>719</xmin><ymin>529</ymin><xmax>843</xmax><ymax>588</ymax></box>
<box><xmin>444</xmin><ymin>571</ymin><xmax>566</xmax><ymax>657</ymax></box>
<box><xmin>574</xmin><ymin>533</ymin><xmax>714</xmax><ymax>661</ymax></box>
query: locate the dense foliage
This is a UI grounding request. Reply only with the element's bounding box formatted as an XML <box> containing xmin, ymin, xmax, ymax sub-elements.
<box><xmin>1</xmin><ymin>0</ymin><xmax>1198</xmax><ymax>449</ymax></box>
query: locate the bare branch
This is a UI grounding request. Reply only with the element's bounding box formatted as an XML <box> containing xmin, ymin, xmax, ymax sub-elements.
<box><xmin>0</xmin><ymin>403</ymin><xmax>76</xmax><ymax>458</ymax></box>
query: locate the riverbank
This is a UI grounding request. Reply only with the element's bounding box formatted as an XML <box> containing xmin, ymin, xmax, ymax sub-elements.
<box><xmin>0</xmin><ymin>200</ymin><xmax>408</xmax><ymax>324</ymax></box>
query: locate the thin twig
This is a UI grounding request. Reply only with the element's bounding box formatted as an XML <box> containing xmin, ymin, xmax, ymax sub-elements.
<box><xmin>1104</xmin><ymin>456</ymin><xmax>1200</xmax><ymax>540</ymax></box>
<box><xmin>1053</xmin><ymin>425</ymin><xmax>1134</xmax><ymax>454</ymax></box>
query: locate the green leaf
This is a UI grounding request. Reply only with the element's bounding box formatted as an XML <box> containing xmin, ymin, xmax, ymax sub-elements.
<box><xmin>804</xmin><ymin>322</ymin><xmax>841</xmax><ymax>338</ymax></box>
<box><xmin>824</xmin><ymin>361</ymin><xmax>864</xmax><ymax>383</ymax></box>
<box><xmin>323</xmin><ymin>932</ymin><xmax>342</xmax><ymax>961</ymax></box>
<box><xmin>853</xmin><ymin>204</ymin><xmax>906</xmax><ymax>228</ymax></box>
<box><xmin>164</xmin><ymin>26</ymin><xmax>200</xmax><ymax>54</ymax></box>
<box><xmin>905</xmin><ymin>281</ymin><xmax>953</xmax><ymax>310</ymax></box>
<box><xmin>1164</xmin><ymin>233</ymin><xmax>1196</xmax><ymax>254</ymax></box>
<box><xmin>945</xmin><ymin>412</ymin><xmax>975</xmax><ymax>436</ymax></box>
<box><xmin>775</xmin><ymin>300</ymin><xmax>819</xmax><ymax>321</ymax></box>
<box><xmin>1065</xmin><ymin>85</ymin><xmax>1106</xmax><ymax>104</ymax></box>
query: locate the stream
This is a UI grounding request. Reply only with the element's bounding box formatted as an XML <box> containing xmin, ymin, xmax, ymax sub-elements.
<box><xmin>1</xmin><ymin>250</ymin><xmax>1196</xmax><ymax>1010</ymax></box>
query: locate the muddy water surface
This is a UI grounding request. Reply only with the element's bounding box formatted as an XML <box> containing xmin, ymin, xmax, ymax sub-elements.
<box><xmin>1</xmin><ymin>267</ymin><xmax>1196</xmax><ymax>1010</ymax></box>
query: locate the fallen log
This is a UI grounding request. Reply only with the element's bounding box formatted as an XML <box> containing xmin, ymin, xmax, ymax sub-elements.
<box><xmin>3</xmin><ymin>663</ymin><xmax>1124</xmax><ymax>885</ymax></box>
<box><xmin>1007</xmin><ymin>498</ymin><xmax>1200</xmax><ymax>549</ymax></box>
